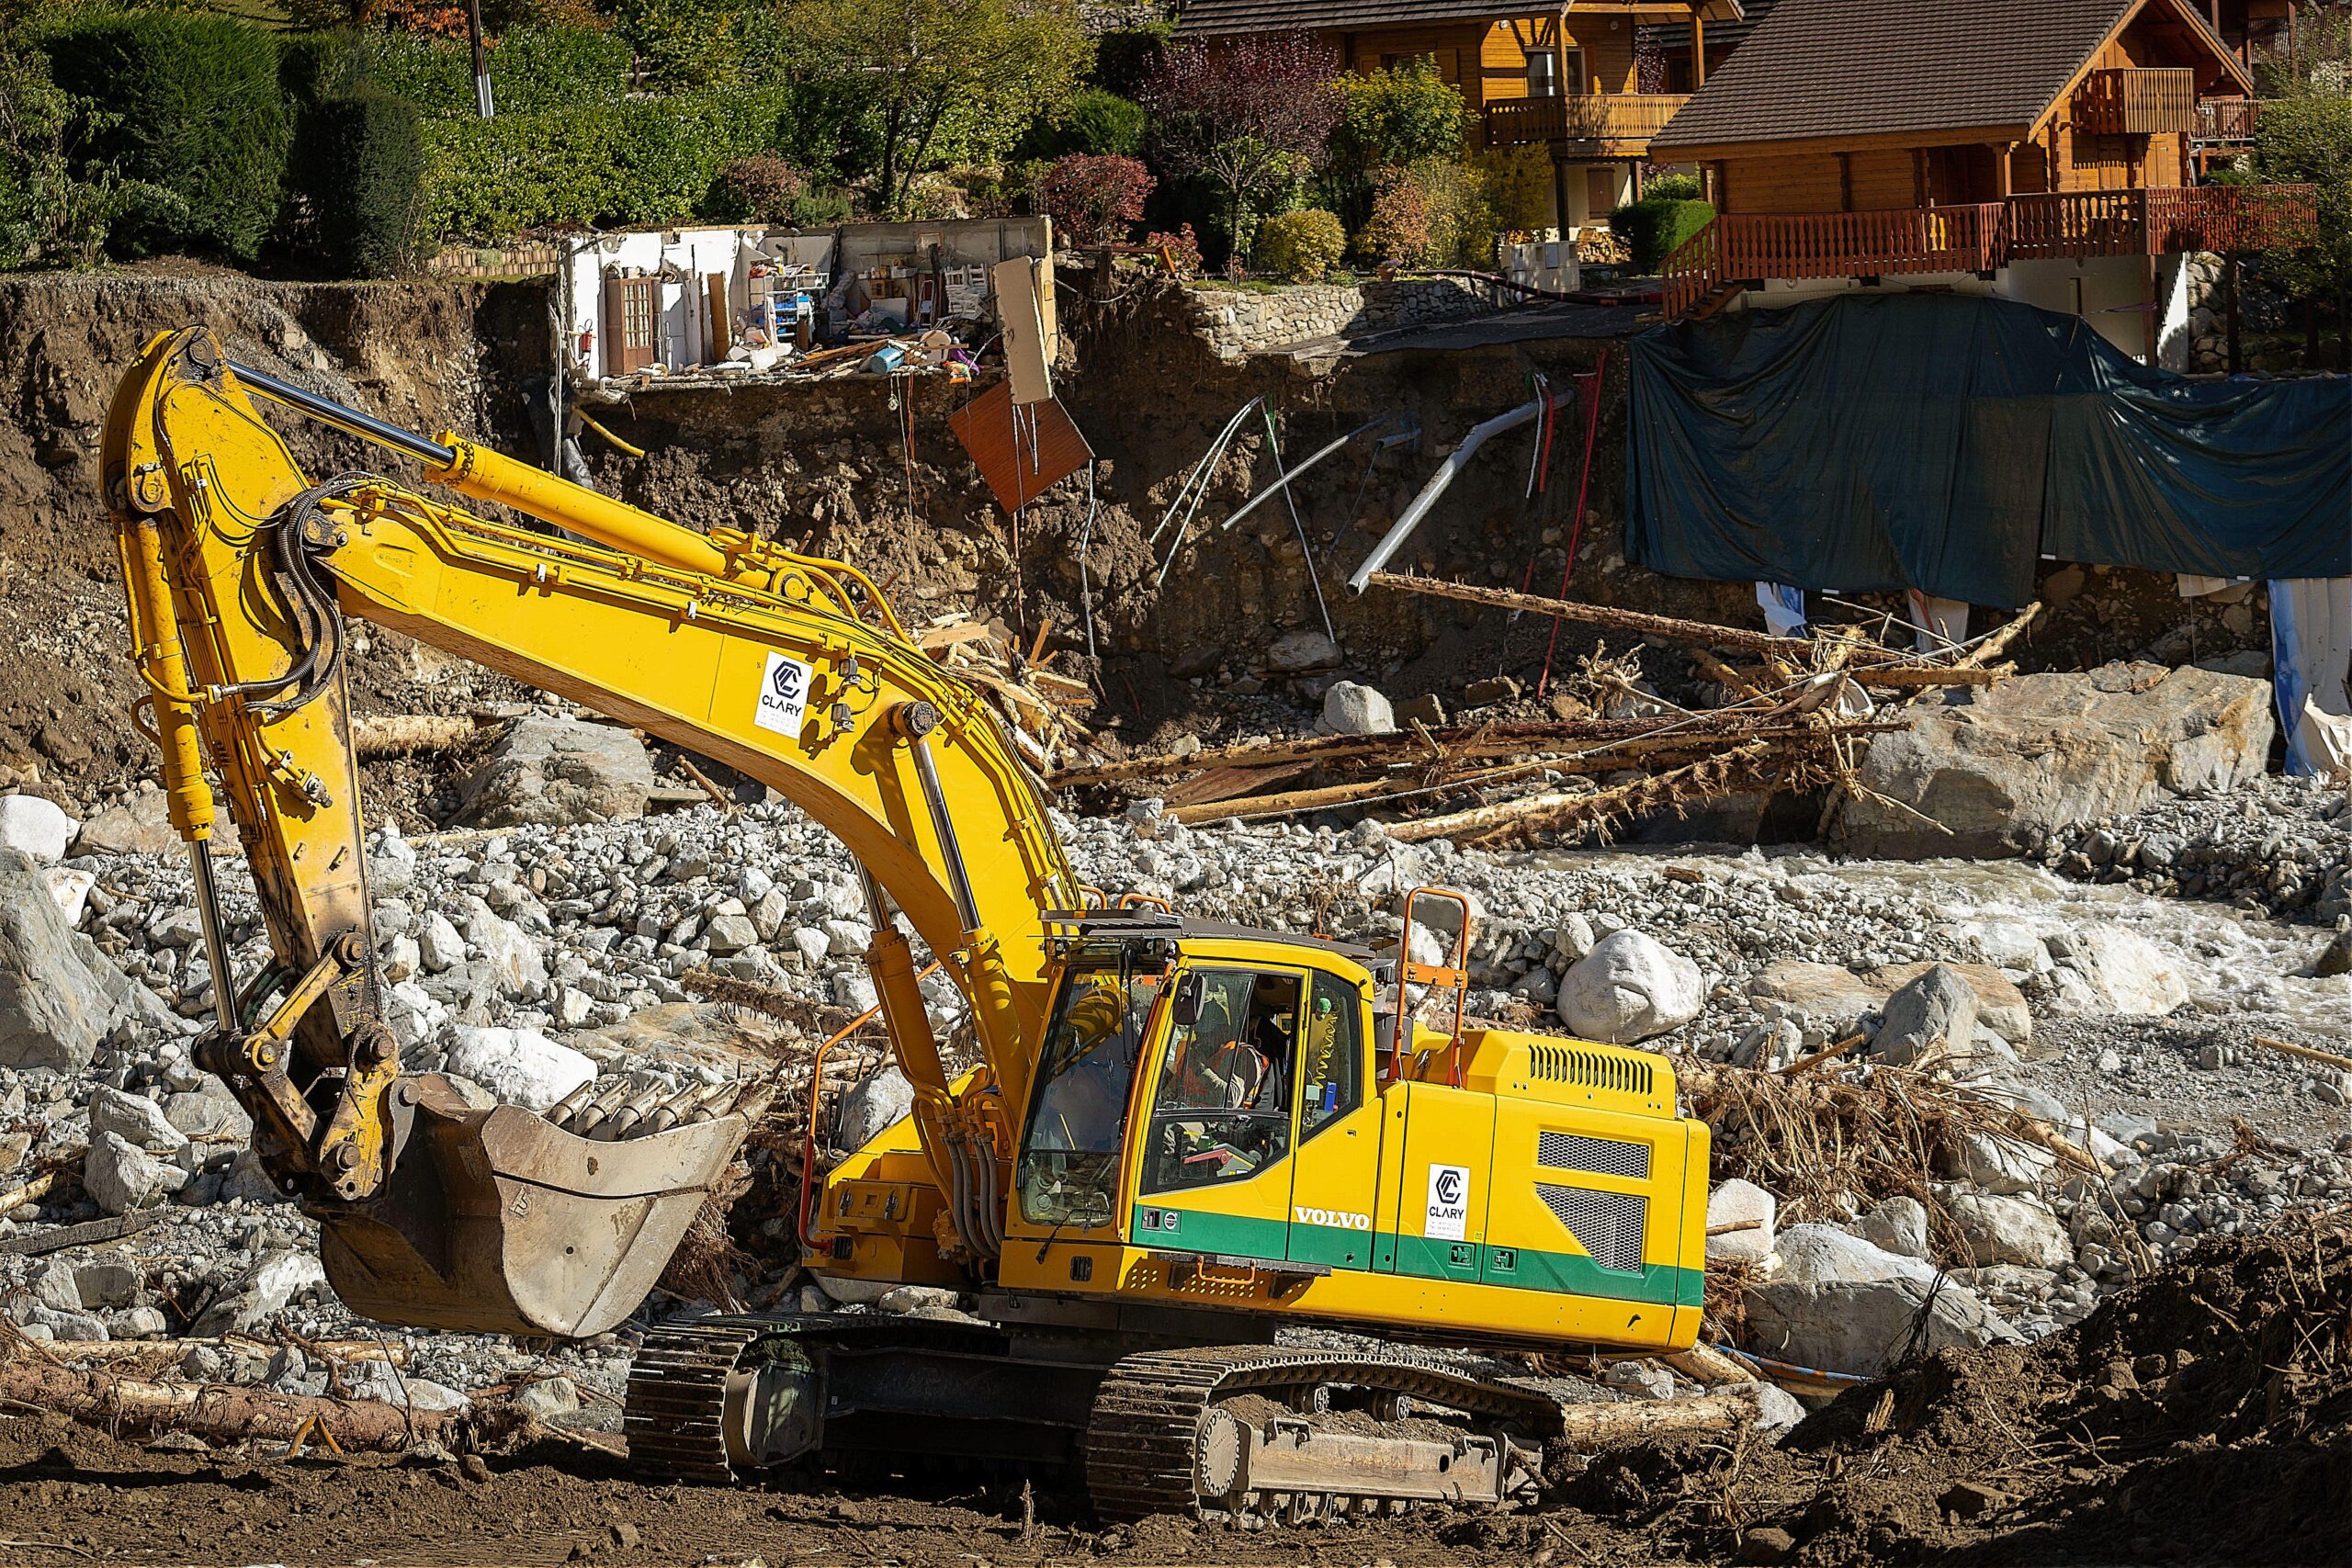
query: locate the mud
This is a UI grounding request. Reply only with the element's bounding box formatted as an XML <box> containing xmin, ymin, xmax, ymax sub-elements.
<box><xmin>0</xmin><ymin>1232</ymin><xmax>2340</xmax><ymax>1565</ymax></box>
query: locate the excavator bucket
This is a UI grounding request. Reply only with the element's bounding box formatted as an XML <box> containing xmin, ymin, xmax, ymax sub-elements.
<box><xmin>312</xmin><ymin>1076</ymin><xmax>751</xmax><ymax>1339</ymax></box>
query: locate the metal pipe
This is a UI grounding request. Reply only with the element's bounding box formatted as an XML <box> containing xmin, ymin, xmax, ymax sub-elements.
<box><xmin>905</xmin><ymin>723</ymin><xmax>981</xmax><ymax>934</ymax></box>
<box><xmin>187</xmin><ymin>840</ymin><xmax>238</xmax><ymax>1036</ymax></box>
<box><xmin>227</xmin><ymin>361</ymin><xmax>456</xmax><ymax>468</ymax></box>
<box><xmin>1216</xmin><ymin>415</ymin><xmax>1389</xmax><ymax>535</ymax></box>
<box><xmin>1346</xmin><ymin>398</ymin><xmax>1543</xmax><ymax>594</ymax></box>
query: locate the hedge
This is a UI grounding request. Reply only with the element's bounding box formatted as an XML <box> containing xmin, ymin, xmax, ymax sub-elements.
<box><xmin>419</xmin><ymin>90</ymin><xmax>790</xmax><ymax>243</ymax></box>
<box><xmin>292</xmin><ymin>89</ymin><xmax>424</xmax><ymax>278</ymax></box>
<box><xmin>44</xmin><ymin>13</ymin><xmax>289</xmax><ymax>263</ymax></box>
<box><xmin>360</xmin><ymin>26</ymin><xmax>629</xmax><ymax>118</ymax></box>
<box><xmin>1609</xmin><ymin>197</ymin><xmax>1714</xmax><ymax>274</ymax></box>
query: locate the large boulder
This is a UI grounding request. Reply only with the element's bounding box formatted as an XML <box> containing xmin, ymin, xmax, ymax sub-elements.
<box><xmin>1556</xmin><ymin>930</ymin><xmax>1704</xmax><ymax>1043</ymax></box>
<box><xmin>1871</xmin><ymin>964</ymin><xmax>1979</xmax><ymax>1068</ymax></box>
<box><xmin>88</xmin><ymin>1087</ymin><xmax>188</xmax><ymax>1152</ymax></box>
<box><xmin>1948</xmin><ymin>1191</ymin><xmax>2070</xmax><ymax>1269</ymax></box>
<box><xmin>1749</xmin><ymin>958</ymin><xmax>2031</xmax><ymax>1046</ymax></box>
<box><xmin>0</xmin><ymin>850</ymin><xmax>131</xmax><ymax>1071</ymax></box>
<box><xmin>0</xmin><ymin>795</ymin><xmax>77</xmax><ymax>863</ymax></box>
<box><xmin>2044</xmin><ymin>928</ymin><xmax>2189</xmax><ymax>1018</ymax></box>
<box><xmin>1839</xmin><ymin>662</ymin><xmax>2273</xmax><ymax>858</ymax></box>
<box><xmin>443</xmin><ymin>1026</ymin><xmax>594</xmax><ymax>1111</ymax></box>
<box><xmin>837</xmin><ymin>1065</ymin><xmax>914</xmax><ymax>1150</ymax></box>
<box><xmin>193</xmin><ymin>1249</ymin><xmax>330</xmax><ymax>1337</ymax></box>
<box><xmin>74</xmin><ymin>791</ymin><xmax>234</xmax><ymax>857</ymax></box>
<box><xmin>1705</xmin><ymin>1179</ymin><xmax>1777</xmax><ymax>1263</ymax></box>
<box><xmin>1322</xmin><ymin>682</ymin><xmax>1396</xmax><ymax>736</ymax></box>
<box><xmin>84</xmin><ymin>1132</ymin><xmax>170</xmax><ymax>1214</ymax></box>
<box><xmin>455</xmin><ymin>716</ymin><xmax>661</xmax><ymax>829</ymax></box>
<box><xmin>1746</xmin><ymin>1224</ymin><xmax>2018</xmax><ymax>1376</ymax></box>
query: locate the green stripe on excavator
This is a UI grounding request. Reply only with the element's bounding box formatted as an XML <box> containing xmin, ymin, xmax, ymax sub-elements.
<box><xmin>1133</xmin><ymin>1205</ymin><xmax>1703</xmax><ymax>1308</ymax></box>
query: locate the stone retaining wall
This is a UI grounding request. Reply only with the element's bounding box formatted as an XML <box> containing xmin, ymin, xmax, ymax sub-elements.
<box><xmin>1184</xmin><ymin>277</ymin><xmax>1496</xmax><ymax>360</ymax></box>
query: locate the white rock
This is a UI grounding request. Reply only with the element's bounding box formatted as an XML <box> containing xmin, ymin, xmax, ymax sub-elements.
<box><xmin>463</xmin><ymin>899</ymin><xmax>546</xmax><ymax>992</ymax></box>
<box><xmin>417</xmin><ymin>912</ymin><xmax>465</xmax><ymax>972</ymax></box>
<box><xmin>381</xmin><ymin>934</ymin><xmax>420</xmax><ymax>984</ymax></box>
<box><xmin>1706</xmin><ymin>1179</ymin><xmax>1777</xmax><ymax>1263</ymax></box>
<box><xmin>1948</xmin><ymin>1191</ymin><xmax>2071</xmax><ymax>1270</ymax></box>
<box><xmin>1752</xmin><ymin>1380</ymin><xmax>1807</xmax><ymax>1433</ymax></box>
<box><xmin>1555</xmin><ymin>930</ymin><xmax>1703</xmax><ymax>1043</ymax></box>
<box><xmin>0</xmin><ymin>796</ymin><xmax>77</xmax><ymax>863</ymax></box>
<box><xmin>442</xmin><ymin>1026</ymin><xmax>594</xmax><ymax>1111</ymax></box>
<box><xmin>788</xmin><ymin>926</ymin><xmax>831</xmax><ymax>966</ymax></box>
<box><xmin>814</xmin><ymin>1275</ymin><xmax>894</xmax><ymax>1306</ymax></box>
<box><xmin>2056</xmin><ymin>928</ymin><xmax>2189</xmax><ymax>1018</ymax></box>
<box><xmin>820</xmin><ymin>919</ymin><xmax>873</xmax><ymax>957</ymax></box>
<box><xmin>87</xmin><ymin>1086</ymin><xmax>188</xmax><ymax>1152</ymax></box>
<box><xmin>84</xmin><ymin>1132</ymin><xmax>167</xmax><ymax>1214</ymax></box>
<box><xmin>194</xmin><ymin>1249</ymin><xmax>329</xmax><ymax>1336</ymax></box>
<box><xmin>41</xmin><ymin>867</ymin><xmax>95</xmax><ymax>926</ymax></box>
<box><xmin>514</xmin><ymin>1376</ymin><xmax>581</xmax><ymax>1418</ymax></box>
<box><xmin>384</xmin><ymin>980</ymin><xmax>448</xmax><ymax>1047</ymax></box>
<box><xmin>1322</xmin><ymin>681</ymin><xmax>1396</xmax><ymax>736</ymax></box>
<box><xmin>1953</xmin><ymin>1130</ymin><xmax>2057</xmax><ymax>1195</ymax></box>
<box><xmin>1857</xmin><ymin>1195</ymin><xmax>1931</xmax><ymax>1259</ymax></box>
<box><xmin>837</xmin><ymin>1066</ymin><xmax>914</xmax><ymax>1149</ymax></box>
<box><xmin>1770</xmin><ymin>1224</ymin><xmax>1938</xmax><ymax>1287</ymax></box>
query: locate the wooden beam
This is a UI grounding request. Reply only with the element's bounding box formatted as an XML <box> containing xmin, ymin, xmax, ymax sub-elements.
<box><xmin>1838</xmin><ymin>151</ymin><xmax>1853</xmax><ymax>212</ymax></box>
<box><xmin>1692</xmin><ymin>12</ymin><xmax>1706</xmax><ymax>85</ymax></box>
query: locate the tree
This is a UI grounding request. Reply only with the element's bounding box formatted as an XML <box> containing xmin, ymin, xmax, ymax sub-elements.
<box><xmin>1141</xmin><ymin>31</ymin><xmax>1340</xmax><ymax>258</ymax></box>
<box><xmin>790</xmin><ymin>0</ymin><xmax>1091</xmax><ymax>218</ymax></box>
<box><xmin>1036</xmin><ymin>152</ymin><xmax>1152</xmax><ymax>245</ymax></box>
<box><xmin>2254</xmin><ymin>91</ymin><xmax>2352</xmax><ymax>368</ymax></box>
<box><xmin>1329</xmin><ymin>57</ymin><xmax>1464</xmax><ymax>176</ymax></box>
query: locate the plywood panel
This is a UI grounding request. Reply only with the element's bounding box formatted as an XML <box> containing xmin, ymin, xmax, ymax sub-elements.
<box><xmin>949</xmin><ymin>382</ymin><xmax>1093</xmax><ymax>514</ymax></box>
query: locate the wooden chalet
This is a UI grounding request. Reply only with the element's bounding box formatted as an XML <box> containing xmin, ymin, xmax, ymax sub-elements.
<box><xmin>1170</xmin><ymin>0</ymin><xmax>1745</xmax><ymax>229</ymax></box>
<box><xmin>1644</xmin><ymin>0</ymin><xmax>2313</xmax><ymax>359</ymax></box>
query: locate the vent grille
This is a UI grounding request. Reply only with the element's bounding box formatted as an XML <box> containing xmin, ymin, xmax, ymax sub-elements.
<box><xmin>1528</xmin><ymin>1044</ymin><xmax>1656</xmax><ymax>1098</ymax></box>
<box><xmin>1535</xmin><ymin>1183</ymin><xmax>1647</xmax><ymax>1272</ymax></box>
<box><xmin>1538</xmin><ymin>1131</ymin><xmax>1651</xmax><ymax>1180</ymax></box>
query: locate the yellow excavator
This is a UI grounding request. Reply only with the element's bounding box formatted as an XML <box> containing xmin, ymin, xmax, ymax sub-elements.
<box><xmin>102</xmin><ymin>326</ymin><xmax>1711</xmax><ymax>1521</ymax></box>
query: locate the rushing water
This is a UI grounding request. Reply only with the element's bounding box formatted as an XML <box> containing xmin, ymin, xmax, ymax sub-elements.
<box><xmin>1772</xmin><ymin>852</ymin><xmax>2351</xmax><ymax>1038</ymax></box>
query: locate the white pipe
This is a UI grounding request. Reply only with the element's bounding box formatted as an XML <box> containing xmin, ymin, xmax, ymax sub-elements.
<box><xmin>1346</xmin><ymin>398</ymin><xmax>1543</xmax><ymax>594</ymax></box>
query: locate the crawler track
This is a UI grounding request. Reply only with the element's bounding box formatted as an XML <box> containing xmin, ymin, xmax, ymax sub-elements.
<box><xmin>1083</xmin><ymin>1345</ymin><xmax>1560</xmax><ymax>1523</ymax></box>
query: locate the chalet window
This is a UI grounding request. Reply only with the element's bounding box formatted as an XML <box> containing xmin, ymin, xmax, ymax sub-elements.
<box><xmin>1527</xmin><ymin>49</ymin><xmax>1559</xmax><ymax>97</ymax></box>
<box><xmin>603</xmin><ymin>276</ymin><xmax>659</xmax><ymax>374</ymax></box>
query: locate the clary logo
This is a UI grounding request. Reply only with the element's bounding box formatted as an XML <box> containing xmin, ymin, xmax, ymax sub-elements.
<box><xmin>753</xmin><ymin>651</ymin><xmax>813</xmax><ymax>737</ymax></box>
<box><xmin>1295</xmin><ymin>1205</ymin><xmax>1371</xmax><ymax>1231</ymax></box>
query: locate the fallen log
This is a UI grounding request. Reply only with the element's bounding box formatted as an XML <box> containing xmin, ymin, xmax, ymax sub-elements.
<box><xmin>1852</xmin><ymin>667</ymin><xmax>2000</xmax><ymax>688</ymax></box>
<box><xmin>0</xmin><ymin>1360</ymin><xmax>465</xmax><ymax>1450</ymax></box>
<box><xmin>1553</xmin><ymin>1386</ymin><xmax>1761</xmax><ymax>1449</ymax></box>
<box><xmin>0</xmin><ymin>1171</ymin><xmax>58</xmax><ymax>1216</ymax></box>
<box><xmin>1661</xmin><ymin>1343</ymin><xmax>1758</xmax><ymax>1388</ymax></box>
<box><xmin>352</xmin><ymin>715</ymin><xmax>485</xmax><ymax>757</ymax></box>
<box><xmin>0</xmin><ymin>1210</ymin><xmax>158</xmax><ymax>1258</ymax></box>
<box><xmin>1386</xmin><ymin>739</ymin><xmax>1795</xmax><ymax>847</ymax></box>
<box><xmin>2249</xmin><ymin>1034</ymin><xmax>2352</xmax><ymax>1075</ymax></box>
<box><xmin>1365</xmin><ymin>573</ymin><xmax>1913</xmax><ymax>667</ymax></box>
<box><xmin>35</xmin><ymin>1337</ymin><xmax>406</xmax><ymax>1365</ymax></box>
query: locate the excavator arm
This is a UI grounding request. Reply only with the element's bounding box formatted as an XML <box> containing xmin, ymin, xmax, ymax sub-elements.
<box><xmin>101</xmin><ymin>326</ymin><xmax>1077</xmax><ymax>1337</ymax></box>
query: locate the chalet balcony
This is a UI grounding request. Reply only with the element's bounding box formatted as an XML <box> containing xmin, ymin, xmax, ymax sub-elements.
<box><xmin>2193</xmin><ymin>97</ymin><xmax>2261</xmax><ymax>143</ymax></box>
<box><xmin>1482</xmin><ymin>94</ymin><xmax>1690</xmax><ymax>155</ymax></box>
<box><xmin>1662</xmin><ymin>185</ymin><xmax>2318</xmax><ymax>320</ymax></box>
<box><xmin>2075</xmin><ymin>67</ymin><xmax>2197</xmax><ymax>135</ymax></box>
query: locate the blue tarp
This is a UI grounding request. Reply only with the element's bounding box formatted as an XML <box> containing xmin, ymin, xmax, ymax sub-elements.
<box><xmin>1625</xmin><ymin>294</ymin><xmax>2352</xmax><ymax>609</ymax></box>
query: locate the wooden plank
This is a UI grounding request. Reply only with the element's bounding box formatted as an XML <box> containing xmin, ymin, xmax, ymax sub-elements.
<box><xmin>916</xmin><ymin>622</ymin><xmax>997</xmax><ymax>652</ymax></box>
<box><xmin>947</xmin><ymin>381</ymin><xmax>1092</xmax><ymax>514</ymax></box>
<box><xmin>0</xmin><ymin>1210</ymin><xmax>160</xmax><ymax>1258</ymax></box>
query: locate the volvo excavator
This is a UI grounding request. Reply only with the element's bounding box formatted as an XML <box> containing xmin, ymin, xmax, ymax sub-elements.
<box><xmin>101</xmin><ymin>326</ymin><xmax>1712</xmax><ymax>1523</ymax></box>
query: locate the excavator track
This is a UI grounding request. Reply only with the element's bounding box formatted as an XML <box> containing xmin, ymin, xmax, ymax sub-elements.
<box><xmin>1083</xmin><ymin>1345</ymin><xmax>1561</xmax><ymax>1525</ymax></box>
<box><xmin>626</xmin><ymin>1320</ymin><xmax>765</xmax><ymax>1483</ymax></box>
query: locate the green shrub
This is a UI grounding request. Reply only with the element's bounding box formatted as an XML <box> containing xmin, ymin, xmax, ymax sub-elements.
<box><xmin>1017</xmin><ymin>86</ymin><xmax>1145</xmax><ymax>161</ymax></box>
<box><xmin>1253</xmin><ymin>207</ymin><xmax>1345</xmax><ymax>281</ymax></box>
<box><xmin>1645</xmin><ymin>171</ymin><xmax>1703</xmax><ymax>202</ymax></box>
<box><xmin>279</xmin><ymin>30</ymin><xmax>368</xmax><ymax>108</ymax></box>
<box><xmin>356</xmin><ymin>25</ymin><xmax>628</xmax><ymax>118</ymax></box>
<box><xmin>704</xmin><ymin>153</ymin><xmax>804</xmax><ymax>224</ymax></box>
<box><xmin>1608</xmin><ymin>196</ymin><xmax>1714</xmax><ymax>273</ymax></box>
<box><xmin>292</xmin><ymin>88</ymin><xmax>423</xmax><ymax>277</ymax></box>
<box><xmin>419</xmin><ymin>90</ymin><xmax>791</xmax><ymax>243</ymax></box>
<box><xmin>43</xmin><ymin>13</ymin><xmax>289</xmax><ymax>262</ymax></box>
<box><xmin>1330</xmin><ymin>57</ymin><xmax>1466</xmax><ymax>172</ymax></box>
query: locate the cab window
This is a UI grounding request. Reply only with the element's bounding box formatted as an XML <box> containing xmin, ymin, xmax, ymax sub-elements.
<box><xmin>1017</xmin><ymin>966</ymin><xmax>1161</xmax><ymax>1225</ymax></box>
<box><xmin>1143</xmin><ymin>968</ymin><xmax>1298</xmax><ymax>1194</ymax></box>
<box><xmin>1299</xmin><ymin>972</ymin><xmax>1363</xmax><ymax>1139</ymax></box>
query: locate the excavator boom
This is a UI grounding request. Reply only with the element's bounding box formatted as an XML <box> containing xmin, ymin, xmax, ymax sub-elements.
<box><xmin>102</xmin><ymin>328</ymin><xmax>1074</xmax><ymax>1336</ymax></box>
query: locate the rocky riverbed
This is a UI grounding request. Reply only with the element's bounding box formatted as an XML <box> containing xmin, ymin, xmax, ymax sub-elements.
<box><xmin>0</xmin><ymin>717</ymin><xmax>2346</xmax><ymax>1416</ymax></box>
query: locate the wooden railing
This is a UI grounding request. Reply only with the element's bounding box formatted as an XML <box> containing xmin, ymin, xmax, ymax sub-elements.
<box><xmin>2005</xmin><ymin>190</ymin><xmax>2150</xmax><ymax>258</ymax></box>
<box><xmin>2193</xmin><ymin>97</ymin><xmax>2261</xmax><ymax>141</ymax></box>
<box><xmin>2075</xmin><ymin>67</ymin><xmax>2197</xmax><ymax>135</ymax></box>
<box><xmin>1483</xmin><ymin>93</ymin><xmax>1690</xmax><ymax>151</ymax></box>
<box><xmin>1659</xmin><ymin>185</ymin><xmax>2320</xmax><ymax>319</ymax></box>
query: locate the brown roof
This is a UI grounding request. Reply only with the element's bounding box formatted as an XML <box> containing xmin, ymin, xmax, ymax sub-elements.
<box><xmin>1651</xmin><ymin>0</ymin><xmax>2241</xmax><ymax>153</ymax></box>
<box><xmin>1171</xmin><ymin>0</ymin><xmax>1738</xmax><ymax>39</ymax></box>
